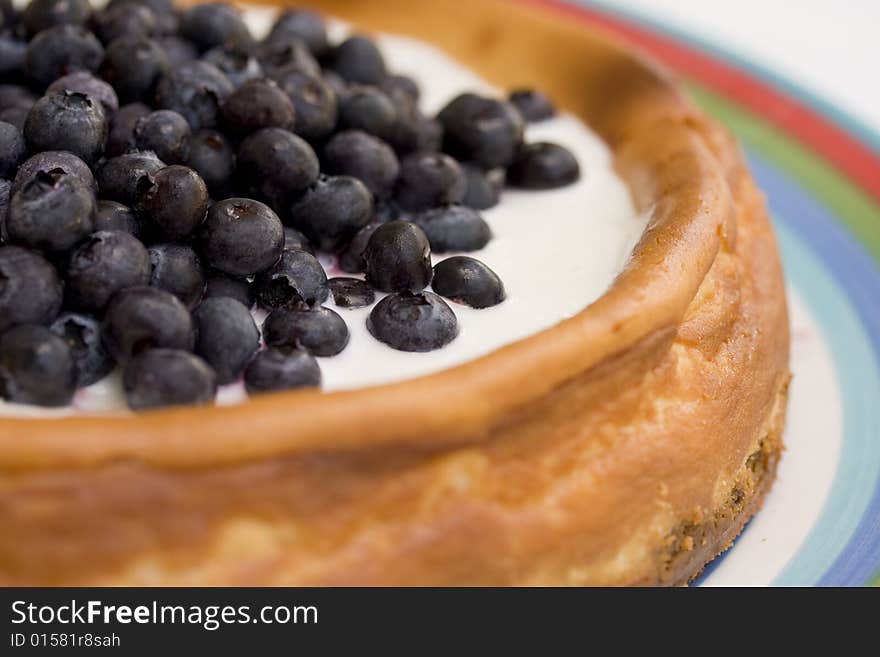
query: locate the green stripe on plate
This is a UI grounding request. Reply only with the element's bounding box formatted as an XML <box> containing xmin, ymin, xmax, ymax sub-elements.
<box><xmin>686</xmin><ymin>84</ymin><xmax>880</xmax><ymax>262</ymax></box>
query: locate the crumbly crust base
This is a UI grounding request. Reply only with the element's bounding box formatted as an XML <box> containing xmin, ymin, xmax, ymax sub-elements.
<box><xmin>0</xmin><ymin>0</ymin><xmax>790</xmax><ymax>586</ymax></box>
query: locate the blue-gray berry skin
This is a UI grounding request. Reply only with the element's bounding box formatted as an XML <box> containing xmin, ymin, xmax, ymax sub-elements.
<box><xmin>148</xmin><ymin>243</ymin><xmax>205</xmax><ymax>310</ymax></box>
<box><xmin>65</xmin><ymin>230</ymin><xmax>151</xmax><ymax>313</ymax></box>
<box><xmin>91</xmin><ymin>2</ymin><xmax>158</xmax><ymax>45</ymax></box>
<box><xmin>221</xmin><ymin>78</ymin><xmax>295</xmax><ymax>134</ymax></box>
<box><xmin>186</xmin><ymin>129</ymin><xmax>235</xmax><ymax>198</ymax></box>
<box><xmin>96</xmin><ymin>151</ymin><xmax>165</xmax><ymax>206</ymax></box>
<box><xmin>323</xmin><ymin>130</ymin><xmax>400</xmax><ymax>199</ymax></box>
<box><xmin>49</xmin><ymin>312</ymin><xmax>114</xmax><ymax>387</ymax></box>
<box><xmin>462</xmin><ymin>165</ymin><xmax>504</xmax><ymax>210</ymax></box>
<box><xmin>7</xmin><ymin>170</ymin><xmax>95</xmax><ymax>253</ymax></box>
<box><xmin>508</xmin><ymin>89</ymin><xmax>556</xmax><ymax>123</ymax></box>
<box><xmin>136</xmin><ymin>165</ymin><xmax>208</xmax><ymax>241</ymax></box>
<box><xmin>244</xmin><ymin>348</ymin><xmax>321</xmax><ymax>395</ymax></box>
<box><xmin>24</xmin><ymin>92</ymin><xmax>108</xmax><ymax>166</ymax></box>
<box><xmin>338</xmin><ymin>222</ymin><xmax>380</xmax><ymax>274</ymax></box>
<box><xmin>271</xmin><ymin>68</ymin><xmax>337</xmax><ymax>142</ymax></box>
<box><xmin>288</xmin><ymin>175</ymin><xmax>373</xmax><ymax>252</ymax></box>
<box><xmin>413</xmin><ymin>205</ymin><xmax>491</xmax><ymax>253</ymax></box>
<box><xmin>0</xmin><ymin>246</ymin><xmax>63</xmax><ymax>333</ymax></box>
<box><xmin>47</xmin><ymin>71</ymin><xmax>119</xmax><ymax>113</ymax></box>
<box><xmin>507</xmin><ymin>142</ymin><xmax>580</xmax><ymax>190</ymax></box>
<box><xmin>158</xmin><ymin>35</ymin><xmax>197</xmax><ymax>66</ymax></box>
<box><xmin>432</xmin><ymin>256</ymin><xmax>506</xmax><ymax>309</ymax></box>
<box><xmin>236</xmin><ymin>127</ymin><xmax>319</xmax><ymax>208</ymax></box>
<box><xmin>202</xmin><ymin>46</ymin><xmax>262</xmax><ymax>88</ymax></box>
<box><xmin>395</xmin><ymin>152</ymin><xmax>466</xmax><ymax>212</ymax></box>
<box><xmin>263</xmin><ymin>304</ymin><xmax>349</xmax><ymax>357</ymax></box>
<box><xmin>338</xmin><ymin>86</ymin><xmax>397</xmax><ymax>140</ymax></box>
<box><xmin>330</xmin><ymin>35</ymin><xmax>386</xmax><ymax>85</ymax></box>
<box><xmin>24</xmin><ymin>25</ymin><xmax>103</xmax><ymax>88</ymax></box>
<box><xmin>106</xmin><ymin>102</ymin><xmax>151</xmax><ymax>157</ymax></box>
<box><xmin>193</xmin><ymin>296</ymin><xmax>259</xmax><ymax>384</ymax></box>
<box><xmin>0</xmin><ymin>121</ymin><xmax>25</xmax><ymax>179</ymax></box>
<box><xmin>367</xmin><ymin>291</ymin><xmax>458</xmax><ymax>352</ymax></box>
<box><xmin>101</xmin><ymin>286</ymin><xmax>194</xmax><ymax>363</ymax></box>
<box><xmin>364</xmin><ymin>220</ymin><xmax>433</xmax><ymax>293</ymax></box>
<box><xmin>329</xmin><ymin>277</ymin><xmax>375</xmax><ymax>309</ymax></box>
<box><xmin>254</xmin><ymin>248</ymin><xmax>329</xmax><ymax>310</ymax></box>
<box><xmin>123</xmin><ymin>348</ymin><xmax>217</xmax><ymax>411</ymax></box>
<box><xmin>264</xmin><ymin>9</ymin><xmax>329</xmax><ymax>57</ymax></box>
<box><xmin>94</xmin><ymin>200</ymin><xmax>140</xmax><ymax>236</ymax></box>
<box><xmin>257</xmin><ymin>41</ymin><xmax>319</xmax><ymax>80</ymax></box>
<box><xmin>282</xmin><ymin>226</ymin><xmax>314</xmax><ymax>255</ymax></box>
<box><xmin>0</xmin><ymin>324</ymin><xmax>77</xmax><ymax>407</ymax></box>
<box><xmin>133</xmin><ymin>110</ymin><xmax>192</xmax><ymax>164</ymax></box>
<box><xmin>437</xmin><ymin>93</ymin><xmax>524</xmax><ymax>169</ymax></box>
<box><xmin>100</xmin><ymin>36</ymin><xmax>168</xmax><ymax>105</ymax></box>
<box><xmin>155</xmin><ymin>60</ymin><xmax>233</xmax><ymax>131</ymax></box>
<box><xmin>204</xmin><ymin>270</ymin><xmax>254</xmax><ymax>309</ymax></box>
<box><xmin>0</xmin><ymin>179</ymin><xmax>10</xmax><ymax>244</ymax></box>
<box><xmin>196</xmin><ymin>197</ymin><xmax>284</xmax><ymax>278</ymax></box>
<box><xmin>180</xmin><ymin>3</ymin><xmax>254</xmax><ymax>54</ymax></box>
<box><xmin>22</xmin><ymin>0</ymin><xmax>92</xmax><ymax>37</ymax></box>
<box><xmin>13</xmin><ymin>150</ymin><xmax>97</xmax><ymax>196</ymax></box>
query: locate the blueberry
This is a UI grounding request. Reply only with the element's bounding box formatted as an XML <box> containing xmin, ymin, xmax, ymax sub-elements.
<box><xmin>193</xmin><ymin>296</ymin><xmax>258</xmax><ymax>384</ymax></box>
<box><xmin>321</xmin><ymin>70</ymin><xmax>348</xmax><ymax>98</ymax></box>
<box><xmin>329</xmin><ymin>277</ymin><xmax>374</xmax><ymax>309</ymax></box>
<box><xmin>180</xmin><ymin>3</ymin><xmax>254</xmax><ymax>54</ymax></box>
<box><xmin>123</xmin><ymin>348</ymin><xmax>217</xmax><ymax>410</ymax></box>
<box><xmin>364</xmin><ymin>220</ymin><xmax>432</xmax><ymax>293</ymax></box>
<box><xmin>221</xmin><ymin>78</ymin><xmax>295</xmax><ymax>134</ymax></box>
<box><xmin>507</xmin><ymin>142</ymin><xmax>580</xmax><ymax>189</ymax></box>
<box><xmin>244</xmin><ymin>347</ymin><xmax>320</xmax><ymax>395</ymax></box>
<box><xmin>49</xmin><ymin>312</ymin><xmax>114</xmax><ymax>386</ymax></box>
<box><xmin>338</xmin><ymin>86</ymin><xmax>397</xmax><ymax>140</ymax></box>
<box><xmin>323</xmin><ymin>130</ymin><xmax>400</xmax><ymax>199</ymax></box>
<box><xmin>13</xmin><ymin>150</ymin><xmax>97</xmax><ymax>196</ymax></box>
<box><xmin>186</xmin><ymin>129</ymin><xmax>234</xmax><ymax>198</ymax></box>
<box><xmin>106</xmin><ymin>102</ymin><xmax>151</xmax><ymax>157</ymax></box>
<box><xmin>380</xmin><ymin>75</ymin><xmax>420</xmax><ymax>103</ymax></box>
<box><xmin>367</xmin><ymin>291</ymin><xmax>458</xmax><ymax>352</ymax></box>
<box><xmin>283</xmin><ymin>226</ymin><xmax>314</xmax><ymax>255</ymax></box>
<box><xmin>108</xmin><ymin>0</ymin><xmax>176</xmax><ymax>35</ymax></box>
<box><xmin>263</xmin><ymin>305</ymin><xmax>349</xmax><ymax>357</ymax></box>
<box><xmin>0</xmin><ymin>85</ymin><xmax>36</xmax><ymax>112</ymax></box>
<box><xmin>432</xmin><ymin>256</ymin><xmax>505</xmax><ymax>309</ymax></box>
<box><xmin>254</xmin><ymin>248</ymin><xmax>329</xmax><ymax>309</ymax></box>
<box><xmin>202</xmin><ymin>46</ymin><xmax>262</xmax><ymax>87</ymax></box>
<box><xmin>461</xmin><ymin>164</ymin><xmax>504</xmax><ymax>210</ymax></box>
<box><xmin>330</xmin><ymin>35</ymin><xmax>386</xmax><ymax>85</ymax></box>
<box><xmin>65</xmin><ymin>230</ymin><xmax>151</xmax><ymax>313</ymax></box>
<box><xmin>0</xmin><ymin>246</ymin><xmax>62</xmax><ymax>332</ymax></box>
<box><xmin>95</xmin><ymin>200</ymin><xmax>140</xmax><ymax>236</ymax></box>
<box><xmin>264</xmin><ymin>9</ymin><xmax>328</xmax><ymax>57</ymax></box>
<box><xmin>0</xmin><ymin>324</ymin><xmax>76</xmax><ymax>407</ymax></box>
<box><xmin>148</xmin><ymin>243</ymin><xmax>205</xmax><ymax>310</ymax></box>
<box><xmin>0</xmin><ymin>34</ymin><xmax>26</xmax><ymax>79</ymax></box>
<box><xmin>24</xmin><ymin>92</ymin><xmax>107</xmax><ymax>165</ymax></box>
<box><xmin>7</xmin><ymin>170</ymin><xmax>95</xmax><ymax>252</ymax></box>
<box><xmin>395</xmin><ymin>152</ymin><xmax>466</xmax><ymax>212</ymax></box>
<box><xmin>0</xmin><ymin>121</ymin><xmax>25</xmax><ymax>179</ymax></box>
<box><xmin>437</xmin><ymin>93</ymin><xmax>524</xmax><ymax>169</ymax></box>
<box><xmin>0</xmin><ymin>179</ymin><xmax>9</xmax><ymax>243</ymax></box>
<box><xmin>101</xmin><ymin>286</ymin><xmax>193</xmax><ymax>362</ymax></box>
<box><xmin>236</xmin><ymin>127</ymin><xmax>319</xmax><ymax>208</ymax></box>
<box><xmin>100</xmin><ymin>35</ymin><xmax>168</xmax><ymax>104</ymax></box>
<box><xmin>96</xmin><ymin>150</ymin><xmax>165</xmax><ymax>206</ymax></box>
<box><xmin>508</xmin><ymin>89</ymin><xmax>555</xmax><ymax>122</ymax></box>
<box><xmin>256</xmin><ymin>41</ymin><xmax>319</xmax><ymax>80</ymax></box>
<box><xmin>24</xmin><ymin>25</ymin><xmax>104</xmax><ymax>88</ymax></box>
<box><xmin>204</xmin><ymin>270</ymin><xmax>253</xmax><ymax>308</ymax></box>
<box><xmin>338</xmin><ymin>222</ymin><xmax>380</xmax><ymax>274</ymax></box>
<box><xmin>0</xmin><ymin>104</ymin><xmax>28</xmax><ymax>131</ymax></box>
<box><xmin>272</xmin><ymin>68</ymin><xmax>337</xmax><ymax>142</ymax></box>
<box><xmin>155</xmin><ymin>60</ymin><xmax>233</xmax><ymax>131</ymax></box>
<box><xmin>388</xmin><ymin>106</ymin><xmax>443</xmax><ymax>155</ymax></box>
<box><xmin>91</xmin><ymin>2</ymin><xmax>156</xmax><ymax>45</ymax></box>
<box><xmin>196</xmin><ymin>197</ymin><xmax>284</xmax><ymax>277</ymax></box>
<box><xmin>413</xmin><ymin>205</ymin><xmax>491</xmax><ymax>253</ymax></box>
<box><xmin>133</xmin><ymin>110</ymin><xmax>192</xmax><ymax>164</ymax></box>
<box><xmin>288</xmin><ymin>175</ymin><xmax>373</xmax><ymax>252</ymax></box>
<box><xmin>47</xmin><ymin>71</ymin><xmax>119</xmax><ymax>113</ymax></box>
<box><xmin>22</xmin><ymin>0</ymin><xmax>91</xmax><ymax>37</ymax></box>
<box><xmin>136</xmin><ymin>165</ymin><xmax>208</xmax><ymax>240</ymax></box>
<box><xmin>158</xmin><ymin>35</ymin><xmax>198</xmax><ymax>66</ymax></box>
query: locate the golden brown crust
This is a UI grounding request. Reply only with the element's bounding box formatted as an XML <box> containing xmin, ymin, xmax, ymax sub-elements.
<box><xmin>0</xmin><ymin>0</ymin><xmax>790</xmax><ymax>585</ymax></box>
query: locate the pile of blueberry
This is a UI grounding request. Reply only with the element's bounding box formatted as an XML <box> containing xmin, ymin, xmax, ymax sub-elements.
<box><xmin>0</xmin><ymin>0</ymin><xmax>580</xmax><ymax>411</ymax></box>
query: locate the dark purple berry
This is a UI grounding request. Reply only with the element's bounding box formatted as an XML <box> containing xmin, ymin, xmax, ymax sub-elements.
<box><xmin>49</xmin><ymin>312</ymin><xmax>114</xmax><ymax>386</ymax></box>
<box><xmin>148</xmin><ymin>243</ymin><xmax>205</xmax><ymax>310</ymax></box>
<box><xmin>101</xmin><ymin>286</ymin><xmax>193</xmax><ymax>362</ymax></box>
<box><xmin>65</xmin><ymin>230</ymin><xmax>151</xmax><ymax>313</ymax></box>
<box><xmin>330</xmin><ymin>35</ymin><xmax>386</xmax><ymax>85</ymax></box>
<box><xmin>508</xmin><ymin>89</ymin><xmax>555</xmax><ymax>122</ymax></box>
<box><xmin>0</xmin><ymin>85</ymin><xmax>36</xmax><ymax>112</ymax></box>
<box><xmin>94</xmin><ymin>200</ymin><xmax>140</xmax><ymax>236</ymax></box>
<box><xmin>24</xmin><ymin>92</ymin><xmax>107</xmax><ymax>165</ymax></box>
<box><xmin>0</xmin><ymin>121</ymin><xmax>25</xmax><ymax>179</ymax></box>
<box><xmin>193</xmin><ymin>296</ymin><xmax>258</xmax><ymax>384</ymax></box>
<box><xmin>323</xmin><ymin>130</ymin><xmax>400</xmax><ymax>199</ymax></box>
<box><xmin>0</xmin><ymin>246</ymin><xmax>62</xmax><ymax>333</ymax></box>
<box><xmin>388</xmin><ymin>107</ymin><xmax>442</xmax><ymax>155</ymax></box>
<box><xmin>257</xmin><ymin>40</ymin><xmax>319</xmax><ymax>79</ymax></box>
<box><xmin>180</xmin><ymin>3</ymin><xmax>254</xmax><ymax>54</ymax></box>
<box><xmin>107</xmin><ymin>0</ymin><xmax>176</xmax><ymax>35</ymax></box>
<box><xmin>432</xmin><ymin>256</ymin><xmax>505</xmax><ymax>308</ymax></box>
<box><xmin>221</xmin><ymin>78</ymin><xmax>295</xmax><ymax>134</ymax></box>
<box><xmin>158</xmin><ymin>34</ymin><xmax>198</xmax><ymax>66</ymax></box>
<box><xmin>338</xmin><ymin>222</ymin><xmax>380</xmax><ymax>274</ymax></box>
<box><xmin>395</xmin><ymin>152</ymin><xmax>466</xmax><ymax>211</ymax></box>
<box><xmin>288</xmin><ymin>175</ymin><xmax>373</xmax><ymax>252</ymax></box>
<box><xmin>186</xmin><ymin>129</ymin><xmax>235</xmax><ymax>199</ymax></box>
<box><xmin>91</xmin><ymin>2</ymin><xmax>156</xmax><ymax>45</ymax></box>
<box><xmin>123</xmin><ymin>348</ymin><xmax>216</xmax><ymax>410</ymax></box>
<box><xmin>272</xmin><ymin>68</ymin><xmax>337</xmax><ymax>141</ymax></box>
<box><xmin>236</xmin><ymin>127</ymin><xmax>319</xmax><ymax>207</ymax></box>
<box><xmin>413</xmin><ymin>205</ymin><xmax>491</xmax><ymax>253</ymax></box>
<box><xmin>96</xmin><ymin>151</ymin><xmax>165</xmax><ymax>206</ymax></box>
<box><xmin>13</xmin><ymin>150</ymin><xmax>96</xmax><ymax>196</ymax></box>
<box><xmin>23</xmin><ymin>0</ymin><xmax>91</xmax><ymax>37</ymax></box>
<box><xmin>0</xmin><ymin>324</ymin><xmax>76</xmax><ymax>407</ymax></box>
<box><xmin>364</xmin><ymin>220</ymin><xmax>432</xmax><ymax>293</ymax></box>
<box><xmin>437</xmin><ymin>93</ymin><xmax>524</xmax><ymax>169</ymax></box>
<box><xmin>196</xmin><ymin>197</ymin><xmax>284</xmax><ymax>277</ymax></box>
<box><xmin>264</xmin><ymin>9</ymin><xmax>328</xmax><ymax>57</ymax></box>
<box><xmin>507</xmin><ymin>142</ymin><xmax>580</xmax><ymax>189</ymax></box>
<box><xmin>136</xmin><ymin>165</ymin><xmax>208</xmax><ymax>240</ymax></box>
<box><xmin>24</xmin><ymin>25</ymin><xmax>104</xmax><ymax>88</ymax></box>
<box><xmin>155</xmin><ymin>60</ymin><xmax>233</xmax><ymax>131</ymax></box>
<box><xmin>283</xmin><ymin>226</ymin><xmax>314</xmax><ymax>255</ymax></box>
<box><xmin>0</xmin><ymin>35</ymin><xmax>26</xmax><ymax>79</ymax></box>
<box><xmin>0</xmin><ymin>105</ymin><xmax>28</xmax><ymax>131</ymax></box>
<box><xmin>461</xmin><ymin>164</ymin><xmax>504</xmax><ymax>210</ymax></box>
<box><xmin>244</xmin><ymin>347</ymin><xmax>320</xmax><ymax>395</ymax></box>
<box><xmin>100</xmin><ymin>35</ymin><xmax>168</xmax><ymax>104</ymax></box>
<box><xmin>47</xmin><ymin>71</ymin><xmax>119</xmax><ymax>113</ymax></box>
<box><xmin>133</xmin><ymin>110</ymin><xmax>192</xmax><ymax>164</ymax></box>
<box><xmin>380</xmin><ymin>75</ymin><xmax>420</xmax><ymax>103</ymax></box>
<box><xmin>254</xmin><ymin>248</ymin><xmax>329</xmax><ymax>309</ymax></box>
<box><xmin>204</xmin><ymin>270</ymin><xmax>253</xmax><ymax>308</ymax></box>
<box><xmin>329</xmin><ymin>277</ymin><xmax>374</xmax><ymax>309</ymax></box>
<box><xmin>202</xmin><ymin>46</ymin><xmax>262</xmax><ymax>87</ymax></box>
<box><xmin>106</xmin><ymin>102</ymin><xmax>151</xmax><ymax>157</ymax></box>
<box><xmin>338</xmin><ymin>86</ymin><xmax>397</xmax><ymax>139</ymax></box>
<box><xmin>367</xmin><ymin>291</ymin><xmax>458</xmax><ymax>352</ymax></box>
<box><xmin>263</xmin><ymin>305</ymin><xmax>349</xmax><ymax>357</ymax></box>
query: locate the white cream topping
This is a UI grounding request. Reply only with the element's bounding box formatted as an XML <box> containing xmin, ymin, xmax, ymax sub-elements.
<box><xmin>0</xmin><ymin>6</ymin><xmax>646</xmax><ymax>416</ymax></box>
